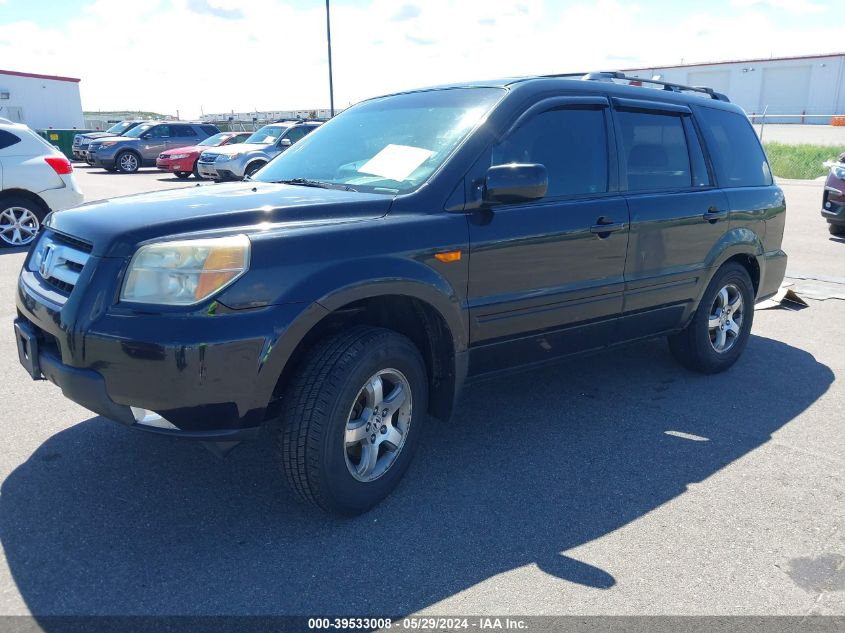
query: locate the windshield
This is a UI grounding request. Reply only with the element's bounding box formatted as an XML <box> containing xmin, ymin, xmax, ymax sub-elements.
<box><xmin>198</xmin><ymin>132</ymin><xmax>229</xmax><ymax>146</ymax></box>
<box><xmin>244</xmin><ymin>125</ymin><xmax>287</xmax><ymax>145</ymax></box>
<box><xmin>123</xmin><ymin>123</ymin><xmax>155</xmax><ymax>138</ymax></box>
<box><xmin>106</xmin><ymin>121</ymin><xmax>135</xmax><ymax>135</ymax></box>
<box><xmin>254</xmin><ymin>87</ymin><xmax>504</xmax><ymax>194</ymax></box>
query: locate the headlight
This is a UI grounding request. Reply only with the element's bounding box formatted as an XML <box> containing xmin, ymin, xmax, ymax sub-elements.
<box><xmin>169</xmin><ymin>153</ymin><xmax>190</xmax><ymax>160</ymax></box>
<box><xmin>831</xmin><ymin>164</ymin><xmax>845</xmax><ymax>180</ymax></box>
<box><xmin>217</xmin><ymin>153</ymin><xmax>241</xmax><ymax>162</ymax></box>
<box><xmin>121</xmin><ymin>235</ymin><xmax>250</xmax><ymax>305</ymax></box>
<box><xmin>100</xmin><ymin>141</ymin><xmax>120</xmax><ymax>148</ymax></box>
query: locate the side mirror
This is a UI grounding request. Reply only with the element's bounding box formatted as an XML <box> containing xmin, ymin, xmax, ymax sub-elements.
<box><xmin>279</xmin><ymin>138</ymin><xmax>292</xmax><ymax>147</ymax></box>
<box><xmin>140</xmin><ymin>133</ymin><xmax>151</xmax><ymax>139</ymax></box>
<box><xmin>483</xmin><ymin>163</ymin><xmax>548</xmax><ymax>204</ymax></box>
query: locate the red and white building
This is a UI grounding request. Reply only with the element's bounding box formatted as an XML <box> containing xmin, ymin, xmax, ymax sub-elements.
<box><xmin>0</xmin><ymin>69</ymin><xmax>85</xmax><ymax>129</ymax></box>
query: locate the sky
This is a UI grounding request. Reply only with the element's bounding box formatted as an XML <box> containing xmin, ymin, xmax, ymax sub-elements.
<box><xmin>0</xmin><ymin>0</ymin><xmax>841</xmax><ymax>119</ymax></box>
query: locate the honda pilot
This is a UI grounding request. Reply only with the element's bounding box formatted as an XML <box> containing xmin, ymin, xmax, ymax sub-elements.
<box><xmin>15</xmin><ymin>73</ymin><xmax>786</xmax><ymax>515</ymax></box>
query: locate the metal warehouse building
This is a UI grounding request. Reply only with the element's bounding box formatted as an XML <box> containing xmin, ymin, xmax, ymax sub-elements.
<box><xmin>624</xmin><ymin>52</ymin><xmax>845</xmax><ymax>123</ymax></box>
<box><xmin>0</xmin><ymin>69</ymin><xmax>85</xmax><ymax>129</ymax></box>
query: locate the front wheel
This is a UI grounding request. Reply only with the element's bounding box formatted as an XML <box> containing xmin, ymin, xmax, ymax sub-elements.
<box><xmin>277</xmin><ymin>326</ymin><xmax>427</xmax><ymax>515</ymax></box>
<box><xmin>829</xmin><ymin>223</ymin><xmax>845</xmax><ymax>236</ymax></box>
<box><xmin>244</xmin><ymin>161</ymin><xmax>265</xmax><ymax>179</ymax></box>
<box><xmin>668</xmin><ymin>262</ymin><xmax>755</xmax><ymax>374</ymax></box>
<box><xmin>115</xmin><ymin>151</ymin><xmax>140</xmax><ymax>174</ymax></box>
<box><xmin>174</xmin><ymin>171</ymin><xmax>191</xmax><ymax>179</ymax></box>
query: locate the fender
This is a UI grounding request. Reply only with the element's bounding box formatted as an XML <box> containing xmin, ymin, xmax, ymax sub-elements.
<box><xmin>243</xmin><ymin>256</ymin><xmax>469</xmax><ymax>418</ymax></box>
<box><xmin>695</xmin><ymin>226</ymin><xmax>764</xmax><ymax>306</ymax></box>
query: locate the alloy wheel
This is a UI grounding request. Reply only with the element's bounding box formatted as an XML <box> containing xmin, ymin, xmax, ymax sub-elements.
<box><xmin>0</xmin><ymin>206</ymin><xmax>40</xmax><ymax>246</ymax></box>
<box><xmin>119</xmin><ymin>153</ymin><xmax>138</xmax><ymax>172</ymax></box>
<box><xmin>708</xmin><ymin>283</ymin><xmax>744</xmax><ymax>353</ymax></box>
<box><xmin>344</xmin><ymin>369</ymin><xmax>413</xmax><ymax>482</ymax></box>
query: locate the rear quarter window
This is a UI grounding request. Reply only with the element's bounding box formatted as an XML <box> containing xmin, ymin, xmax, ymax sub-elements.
<box><xmin>0</xmin><ymin>129</ymin><xmax>21</xmax><ymax>151</ymax></box>
<box><xmin>694</xmin><ymin>106</ymin><xmax>772</xmax><ymax>188</ymax></box>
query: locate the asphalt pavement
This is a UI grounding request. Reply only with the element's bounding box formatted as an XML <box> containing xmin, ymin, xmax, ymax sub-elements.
<box><xmin>0</xmin><ymin>166</ymin><xmax>842</xmax><ymax>618</ymax></box>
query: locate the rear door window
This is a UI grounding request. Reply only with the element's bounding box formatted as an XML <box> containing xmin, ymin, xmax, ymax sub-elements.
<box><xmin>617</xmin><ymin>111</ymin><xmax>692</xmax><ymax>191</ymax></box>
<box><xmin>172</xmin><ymin>125</ymin><xmax>197</xmax><ymax>138</ymax></box>
<box><xmin>492</xmin><ymin>107</ymin><xmax>609</xmax><ymax>198</ymax></box>
<box><xmin>693</xmin><ymin>106</ymin><xmax>772</xmax><ymax>187</ymax></box>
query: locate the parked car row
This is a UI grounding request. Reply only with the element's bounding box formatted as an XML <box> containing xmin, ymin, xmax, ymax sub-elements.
<box><xmin>0</xmin><ymin>117</ymin><xmax>83</xmax><ymax>248</ymax></box>
<box><xmin>74</xmin><ymin>118</ymin><xmax>323</xmax><ymax>182</ymax></box>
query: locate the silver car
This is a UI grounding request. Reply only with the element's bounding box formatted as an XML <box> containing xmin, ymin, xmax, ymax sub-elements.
<box><xmin>196</xmin><ymin>121</ymin><xmax>321</xmax><ymax>181</ymax></box>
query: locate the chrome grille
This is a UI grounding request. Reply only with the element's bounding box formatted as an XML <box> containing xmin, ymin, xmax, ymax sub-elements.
<box><xmin>29</xmin><ymin>232</ymin><xmax>91</xmax><ymax>297</ymax></box>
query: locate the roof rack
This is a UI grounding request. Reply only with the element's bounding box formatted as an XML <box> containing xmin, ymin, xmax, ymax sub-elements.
<box><xmin>542</xmin><ymin>70</ymin><xmax>730</xmax><ymax>102</ymax></box>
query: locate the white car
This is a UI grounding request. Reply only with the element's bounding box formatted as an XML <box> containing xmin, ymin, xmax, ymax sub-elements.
<box><xmin>0</xmin><ymin>118</ymin><xmax>84</xmax><ymax>248</ymax></box>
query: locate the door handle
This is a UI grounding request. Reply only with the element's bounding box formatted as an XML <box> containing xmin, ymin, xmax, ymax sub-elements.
<box><xmin>703</xmin><ymin>207</ymin><xmax>728</xmax><ymax>222</ymax></box>
<box><xmin>590</xmin><ymin>217</ymin><xmax>627</xmax><ymax>237</ymax></box>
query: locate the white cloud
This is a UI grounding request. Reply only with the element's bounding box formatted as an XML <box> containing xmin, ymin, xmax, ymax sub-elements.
<box><xmin>0</xmin><ymin>0</ymin><xmax>839</xmax><ymax>119</ymax></box>
<box><xmin>731</xmin><ymin>0</ymin><xmax>827</xmax><ymax>13</ymax></box>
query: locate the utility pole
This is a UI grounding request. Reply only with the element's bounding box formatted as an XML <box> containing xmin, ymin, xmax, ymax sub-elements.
<box><xmin>326</xmin><ymin>0</ymin><xmax>335</xmax><ymax>117</ymax></box>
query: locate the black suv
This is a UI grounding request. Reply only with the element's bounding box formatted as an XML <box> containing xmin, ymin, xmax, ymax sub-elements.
<box><xmin>14</xmin><ymin>73</ymin><xmax>786</xmax><ymax>515</ymax></box>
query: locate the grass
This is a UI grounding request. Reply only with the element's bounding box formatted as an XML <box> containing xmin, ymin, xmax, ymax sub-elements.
<box><xmin>763</xmin><ymin>142</ymin><xmax>845</xmax><ymax>180</ymax></box>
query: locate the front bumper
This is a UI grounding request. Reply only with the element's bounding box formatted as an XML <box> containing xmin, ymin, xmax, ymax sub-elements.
<box><xmin>822</xmin><ymin>180</ymin><xmax>845</xmax><ymax>225</ymax></box>
<box><xmin>89</xmin><ymin>151</ymin><xmax>116</xmax><ymax>168</ymax></box>
<box><xmin>198</xmin><ymin>158</ymin><xmax>243</xmax><ymax>180</ymax></box>
<box><xmin>72</xmin><ymin>147</ymin><xmax>88</xmax><ymax>160</ymax></box>
<box><xmin>15</xmin><ymin>322</ymin><xmax>260</xmax><ymax>441</ymax></box>
<box><xmin>157</xmin><ymin>158</ymin><xmax>195</xmax><ymax>173</ymax></box>
<box><xmin>13</xmin><ymin>258</ymin><xmax>297</xmax><ymax>439</ymax></box>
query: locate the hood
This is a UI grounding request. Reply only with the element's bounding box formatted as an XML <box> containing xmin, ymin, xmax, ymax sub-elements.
<box><xmin>161</xmin><ymin>144</ymin><xmax>204</xmax><ymax>157</ymax></box>
<box><xmin>89</xmin><ymin>135</ymin><xmax>132</xmax><ymax>145</ymax></box>
<box><xmin>79</xmin><ymin>131</ymin><xmax>113</xmax><ymax>141</ymax></box>
<box><xmin>46</xmin><ymin>182</ymin><xmax>393</xmax><ymax>258</ymax></box>
<box><xmin>208</xmin><ymin>142</ymin><xmax>272</xmax><ymax>156</ymax></box>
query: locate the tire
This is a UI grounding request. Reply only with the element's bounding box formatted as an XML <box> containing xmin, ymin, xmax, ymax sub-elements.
<box><xmin>115</xmin><ymin>150</ymin><xmax>140</xmax><ymax>174</ymax></box>
<box><xmin>278</xmin><ymin>326</ymin><xmax>428</xmax><ymax>515</ymax></box>
<box><xmin>244</xmin><ymin>161</ymin><xmax>265</xmax><ymax>179</ymax></box>
<box><xmin>0</xmin><ymin>194</ymin><xmax>47</xmax><ymax>248</ymax></box>
<box><xmin>668</xmin><ymin>262</ymin><xmax>755</xmax><ymax>374</ymax></box>
<box><xmin>828</xmin><ymin>223</ymin><xmax>845</xmax><ymax>236</ymax></box>
<box><xmin>192</xmin><ymin>160</ymin><xmax>204</xmax><ymax>180</ymax></box>
<box><xmin>174</xmin><ymin>171</ymin><xmax>191</xmax><ymax>180</ymax></box>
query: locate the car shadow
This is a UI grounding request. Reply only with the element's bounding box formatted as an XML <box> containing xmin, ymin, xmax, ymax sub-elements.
<box><xmin>0</xmin><ymin>335</ymin><xmax>832</xmax><ymax>616</ymax></box>
<box><xmin>0</xmin><ymin>245</ymin><xmax>30</xmax><ymax>256</ymax></box>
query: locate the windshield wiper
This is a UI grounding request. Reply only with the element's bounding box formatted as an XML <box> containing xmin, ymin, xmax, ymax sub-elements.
<box><xmin>274</xmin><ymin>178</ymin><xmax>357</xmax><ymax>192</ymax></box>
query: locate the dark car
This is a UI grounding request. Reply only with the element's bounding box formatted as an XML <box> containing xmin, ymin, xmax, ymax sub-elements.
<box><xmin>88</xmin><ymin>122</ymin><xmax>220</xmax><ymax>173</ymax></box>
<box><xmin>72</xmin><ymin>120</ymin><xmax>145</xmax><ymax>163</ymax></box>
<box><xmin>14</xmin><ymin>73</ymin><xmax>786</xmax><ymax>515</ymax></box>
<box><xmin>822</xmin><ymin>153</ymin><xmax>845</xmax><ymax>236</ymax></box>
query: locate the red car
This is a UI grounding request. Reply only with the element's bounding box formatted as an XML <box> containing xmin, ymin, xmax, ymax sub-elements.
<box><xmin>156</xmin><ymin>131</ymin><xmax>251</xmax><ymax>179</ymax></box>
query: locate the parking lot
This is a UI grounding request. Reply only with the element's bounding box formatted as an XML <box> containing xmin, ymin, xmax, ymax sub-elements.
<box><xmin>0</xmin><ymin>166</ymin><xmax>843</xmax><ymax>617</ymax></box>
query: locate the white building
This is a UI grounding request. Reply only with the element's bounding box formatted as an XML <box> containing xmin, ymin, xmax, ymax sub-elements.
<box><xmin>0</xmin><ymin>68</ymin><xmax>85</xmax><ymax>129</ymax></box>
<box><xmin>624</xmin><ymin>52</ymin><xmax>845</xmax><ymax>123</ymax></box>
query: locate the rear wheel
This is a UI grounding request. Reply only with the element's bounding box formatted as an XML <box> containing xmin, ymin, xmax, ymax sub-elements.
<box><xmin>668</xmin><ymin>262</ymin><xmax>755</xmax><ymax>374</ymax></box>
<box><xmin>0</xmin><ymin>195</ymin><xmax>46</xmax><ymax>248</ymax></box>
<box><xmin>115</xmin><ymin>151</ymin><xmax>140</xmax><ymax>174</ymax></box>
<box><xmin>277</xmin><ymin>326</ymin><xmax>427</xmax><ymax>515</ymax></box>
<box><xmin>828</xmin><ymin>223</ymin><xmax>845</xmax><ymax>236</ymax></box>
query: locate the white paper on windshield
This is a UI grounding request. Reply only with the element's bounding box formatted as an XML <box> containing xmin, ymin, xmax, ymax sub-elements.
<box><xmin>358</xmin><ymin>144</ymin><xmax>434</xmax><ymax>182</ymax></box>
